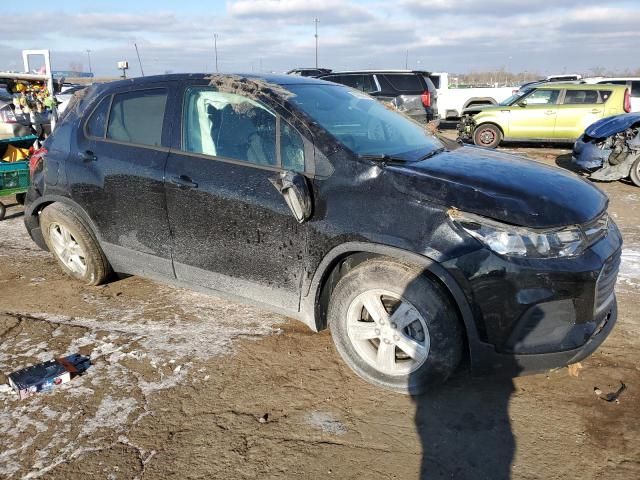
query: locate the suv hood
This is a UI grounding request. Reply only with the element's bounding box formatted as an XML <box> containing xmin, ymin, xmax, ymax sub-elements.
<box><xmin>388</xmin><ymin>146</ymin><xmax>607</xmax><ymax>228</ymax></box>
<box><xmin>585</xmin><ymin>112</ymin><xmax>640</xmax><ymax>139</ymax></box>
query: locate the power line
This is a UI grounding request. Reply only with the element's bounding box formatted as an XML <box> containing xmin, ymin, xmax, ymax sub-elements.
<box><xmin>314</xmin><ymin>18</ymin><xmax>319</xmax><ymax>69</ymax></box>
<box><xmin>214</xmin><ymin>33</ymin><xmax>219</xmax><ymax>73</ymax></box>
<box><xmin>134</xmin><ymin>43</ymin><xmax>145</xmax><ymax>77</ymax></box>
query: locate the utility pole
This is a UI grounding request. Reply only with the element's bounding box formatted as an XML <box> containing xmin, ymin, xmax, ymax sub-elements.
<box><xmin>214</xmin><ymin>33</ymin><xmax>219</xmax><ymax>72</ymax></box>
<box><xmin>314</xmin><ymin>18</ymin><xmax>319</xmax><ymax>69</ymax></box>
<box><xmin>134</xmin><ymin>43</ymin><xmax>145</xmax><ymax>77</ymax></box>
<box><xmin>86</xmin><ymin>49</ymin><xmax>92</xmax><ymax>74</ymax></box>
<box><xmin>405</xmin><ymin>50</ymin><xmax>409</xmax><ymax>69</ymax></box>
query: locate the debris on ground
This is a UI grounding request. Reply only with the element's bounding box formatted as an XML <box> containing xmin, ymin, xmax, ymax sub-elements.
<box><xmin>594</xmin><ymin>381</ymin><xmax>627</xmax><ymax>403</ymax></box>
<box><xmin>567</xmin><ymin>362</ymin><xmax>583</xmax><ymax>377</ymax></box>
<box><xmin>258</xmin><ymin>413</ymin><xmax>269</xmax><ymax>423</ymax></box>
<box><xmin>6</xmin><ymin>354</ymin><xmax>91</xmax><ymax>399</ymax></box>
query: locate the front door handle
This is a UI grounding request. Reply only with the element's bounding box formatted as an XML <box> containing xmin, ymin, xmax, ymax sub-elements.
<box><xmin>169</xmin><ymin>175</ymin><xmax>198</xmax><ymax>189</ymax></box>
<box><xmin>78</xmin><ymin>150</ymin><xmax>97</xmax><ymax>162</ymax></box>
<box><xmin>591</xmin><ymin>109</ymin><xmax>602</xmax><ymax>114</ymax></box>
<box><xmin>544</xmin><ymin>110</ymin><xmax>555</xmax><ymax>115</ymax></box>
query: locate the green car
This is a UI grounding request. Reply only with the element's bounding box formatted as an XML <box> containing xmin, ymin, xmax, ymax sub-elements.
<box><xmin>458</xmin><ymin>83</ymin><xmax>632</xmax><ymax>148</ymax></box>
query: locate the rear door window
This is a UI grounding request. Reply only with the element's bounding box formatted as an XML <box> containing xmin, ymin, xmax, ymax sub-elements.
<box><xmin>631</xmin><ymin>81</ymin><xmax>640</xmax><ymax>97</ymax></box>
<box><xmin>382</xmin><ymin>74</ymin><xmax>422</xmax><ymax>92</ymax></box>
<box><xmin>106</xmin><ymin>89</ymin><xmax>168</xmax><ymax>147</ymax></box>
<box><xmin>85</xmin><ymin>95</ymin><xmax>111</xmax><ymax>138</ymax></box>
<box><xmin>562</xmin><ymin>89</ymin><xmax>603</xmax><ymax>104</ymax></box>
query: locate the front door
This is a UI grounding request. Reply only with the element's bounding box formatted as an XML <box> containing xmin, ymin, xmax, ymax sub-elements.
<box><xmin>69</xmin><ymin>84</ymin><xmax>178</xmax><ymax>276</ymax></box>
<box><xmin>554</xmin><ymin>89</ymin><xmax>607</xmax><ymax>140</ymax></box>
<box><xmin>164</xmin><ymin>84</ymin><xmax>312</xmax><ymax>311</ymax></box>
<box><xmin>506</xmin><ymin>88</ymin><xmax>560</xmax><ymax>139</ymax></box>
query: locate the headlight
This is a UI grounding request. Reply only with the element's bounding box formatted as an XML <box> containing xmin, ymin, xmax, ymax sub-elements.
<box><xmin>449</xmin><ymin>210</ymin><xmax>590</xmax><ymax>258</ymax></box>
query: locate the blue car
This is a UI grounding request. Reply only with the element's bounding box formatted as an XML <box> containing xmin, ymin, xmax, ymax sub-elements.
<box><xmin>572</xmin><ymin>112</ymin><xmax>640</xmax><ymax>186</ymax></box>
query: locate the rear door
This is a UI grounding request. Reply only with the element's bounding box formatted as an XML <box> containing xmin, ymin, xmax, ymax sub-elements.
<box><xmin>163</xmin><ymin>82</ymin><xmax>314</xmax><ymax>311</ymax></box>
<box><xmin>69</xmin><ymin>83</ymin><xmax>178</xmax><ymax>277</ymax></box>
<box><xmin>554</xmin><ymin>89</ymin><xmax>609</xmax><ymax>140</ymax></box>
<box><xmin>506</xmin><ymin>88</ymin><xmax>560</xmax><ymax>139</ymax></box>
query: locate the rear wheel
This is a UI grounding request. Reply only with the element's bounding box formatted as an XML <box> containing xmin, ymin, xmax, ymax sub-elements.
<box><xmin>630</xmin><ymin>157</ymin><xmax>640</xmax><ymax>187</ymax></box>
<box><xmin>328</xmin><ymin>259</ymin><xmax>463</xmax><ymax>394</ymax></box>
<box><xmin>40</xmin><ymin>203</ymin><xmax>111</xmax><ymax>285</ymax></box>
<box><xmin>473</xmin><ymin>123</ymin><xmax>502</xmax><ymax>148</ymax></box>
<box><xmin>0</xmin><ymin>202</ymin><xmax>5</xmax><ymax>221</ymax></box>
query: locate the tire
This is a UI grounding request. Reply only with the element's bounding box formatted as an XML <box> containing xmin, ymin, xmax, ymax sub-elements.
<box><xmin>40</xmin><ymin>203</ymin><xmax>111</xmax><ymax>285</ymax></box>
<box><xmin>473</xmin><ymin>123</ymin><xmax>502</xmax><ymax>149</ymax></box>
<box><xmin>328</xmin><ymin>259</ymin><xmax>463</xmax><ymax>394</ymax></box>
<box><xmin>0</xmin><ymin>202</ymin><xmax>5</xmax><ymax>221</ymax></box>
<box><xmin>630</xmin><ymin>157</ymin><xmax>640</xmax><ymax>187</ymax></box>
<box><xmin>15</xmin><ymin>192</ymin><xmax>26</xmax><ymax>205</ymax></box>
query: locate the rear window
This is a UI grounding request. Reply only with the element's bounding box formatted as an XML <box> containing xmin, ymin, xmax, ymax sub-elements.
<box><xmin>381</xmin><ymin>74</ymin><xmax>423</xmax><ymax>92</ymax></box>
<box><xmin>427</xmin><ymin>75</ymin><xmax>440</xmax><ymax>89</ymax></box>
<box><xmin>562</xmin><ymin>89</ymin><xmax>609</xmax><ymax>105</ymax></box>
<box><xmin>106</xmin><ymin>89</ymin><xmax>168</xmax><ymax>147</ymax></box>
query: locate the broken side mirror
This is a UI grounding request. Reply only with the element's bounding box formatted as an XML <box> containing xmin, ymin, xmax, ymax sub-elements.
<box><xmin>269</xmin><ymin>170</ymin><xmax>313</xmax><ymax>223</ymax></box>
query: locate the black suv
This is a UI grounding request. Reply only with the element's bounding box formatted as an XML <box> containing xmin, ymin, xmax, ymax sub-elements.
<box><xmin>25</xmin><ymin>74</ymin><xmax>620</xmax><ymax>394</ymax></box>
<box><xmin>318</xmin><ymin>70</ymin><xmax>438</xmax><ymax>123</ymax></box>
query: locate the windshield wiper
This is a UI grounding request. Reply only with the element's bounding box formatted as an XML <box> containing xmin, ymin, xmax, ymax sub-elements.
<box><xmin>358</xmin><ymin>154</ymin><xmax>408</xmax><ymax>165</ymax></box>
<box><xmin>416</xmin><ymin>147</ymin><xmax>446</xmax><ymax>162</ymax></box>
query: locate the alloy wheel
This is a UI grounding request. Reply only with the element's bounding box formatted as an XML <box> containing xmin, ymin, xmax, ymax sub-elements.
<box><xmin>346</xmin><ymin>289</ymin><xmax>430</xmax><ymax>376</ymax></box>
<box><xmin>48</xmin><ymin>223</ymin><xmax>87</xmax><ymax>275</ymax></box>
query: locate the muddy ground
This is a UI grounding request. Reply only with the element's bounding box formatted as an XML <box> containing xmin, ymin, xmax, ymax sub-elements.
<box><xmin>1</xmin><ymin>137</ymin><xmax>639</xmax><ymax>479</ymax></box>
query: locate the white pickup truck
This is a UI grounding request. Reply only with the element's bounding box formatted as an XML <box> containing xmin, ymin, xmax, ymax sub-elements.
<box><xmin>428</xmin><ymin>72</ymin><xmax>515</xmax><ymax>120</ymax></box>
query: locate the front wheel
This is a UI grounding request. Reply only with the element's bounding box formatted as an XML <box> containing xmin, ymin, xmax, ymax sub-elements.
<box><xmin>630</xmin><ymin>157</ymin><xmax>640</xmax><ymax>187</ymax></box>
<box><xmin>473</xmin><ymin>123</ymin><xmax>502</xmax><ymax>149</ymax></box>
<box><xmin>328</xmin><ymin>259</ymin><xmax>463</xmax><ymax>394</ymax></box>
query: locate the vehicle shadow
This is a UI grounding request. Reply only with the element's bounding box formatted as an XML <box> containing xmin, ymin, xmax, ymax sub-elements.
<box><xmin>0</xmin><ymin>200</ymin><xmax>25</xmax><ymax>221</ymax></box>
<box><xmin>555</xmin><ymin>152</ymin><xmax>582</xmax><ymax>173</ymax></box>
<box><xmin>407</xmin><ymin>271</ymin><xmax>520</xmax><ymax>480</ymax></box>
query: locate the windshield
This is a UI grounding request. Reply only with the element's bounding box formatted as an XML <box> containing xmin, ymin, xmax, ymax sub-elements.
<box><xmin>286</xmin><ymin>84</ymin><xmax>443</xmax><ymax>159</ymax></box>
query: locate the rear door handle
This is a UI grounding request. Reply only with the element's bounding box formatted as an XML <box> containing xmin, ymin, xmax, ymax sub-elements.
<box><xmin>591</xmin><ymin>109</ymin><xmax>602</xmax><ymax>114</ymax></box>
<box><xmin>544</xmin><ymin>110</ymin><xmax>556</xmax><ymax>115</ymax></box>
<box><xmin>78</xmin><ymin>150</ymin><xmax>97</xmax><ymax>162</ymax></box>
<box><xmin>169</xmin><ymin>175</ymin><xmax>198</xmax><ymax>189</ymax></box>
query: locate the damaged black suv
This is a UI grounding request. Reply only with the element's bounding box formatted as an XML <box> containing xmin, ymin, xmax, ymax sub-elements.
<box><xmin>25</xmin><ymin>74</ymin><xmax>621</xmax><ymax>394</ymax></box>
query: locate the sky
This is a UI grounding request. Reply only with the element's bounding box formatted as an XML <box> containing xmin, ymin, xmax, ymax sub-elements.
<box><xmin>1</xmin><ymin>0</ymin><xmax>639</xmax><ymax>77</ymax></box>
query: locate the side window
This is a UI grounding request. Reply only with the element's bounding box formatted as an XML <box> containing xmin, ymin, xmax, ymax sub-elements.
<box><xmin>382</xmin><ymin>74</ymin><xmax>422</xmax><ymax>92</ymax></box>
<box><xmin>563</xmin><ymin>89</ymin><xmax>601</xmax><ymax>105</ymax></box>
<box><xmin>85</xmin><ymin>95</ymin><xmax>111</xmax><ymax>138</ymax></box>
<box><xmin>524</xmin><ymin>89</ymin><xmax>560</xmax><ymax>105</ymax></box>
<box><xmin>106</xmin><ymin>89</ymin><xmax>168</xmax><ymax>146</ymax></box>
<box><xmin>631</xmin><ymin>81</ymin><xmax>640</xmax><ymax>97</ymax></box>
<box><xmin>597</xmin><ymin>80</ymin><xmax>627</xmax><ymax>85</ymax></box>
<box><xmin>280</xmin><ymin>121</ymin><xmax>305</xmax><ymax>172</ymax></box>
<box><xmin>182</xmin><ymin>87</ymin><xmax>277</xmax><ymax>166</ymax></box>
<box><xmin>427</xmin><ymin>75</ymin><xmax>440</xmax><ymax>89</ymax></box>
<box><xmin>337</xmin><ymin>75</ymin><xmax>376</xmax><ymax>93</ymax></box>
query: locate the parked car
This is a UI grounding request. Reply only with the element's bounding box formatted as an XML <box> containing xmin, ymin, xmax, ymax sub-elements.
<box><xmin>572</xmin><ymin>112</ymin><xmax>640</xmax><ymax>186</ymax></box>
<box><xmin>427</xmin><ymin>72</ymin><xmax>514</xmax><ymax>120</ymax></box>
<box><xmin>581</xmin><ymin>77</ymin><xmax>640</xmax><ymax>112</ymax></box>
<box><xmin>25</xmin><ymin>74</ymin><xmax>621</xmax><ymax>394</ymax></box>
<box><xmin>287</xmin><ymin>68</ymin><xmax>332</xmax><ymax>78</ymax></box>
<box><xmin>56</xmin><ymin>84</ymin><xmax>86</xmax><ymax>113</ymax></box>
<box><xmin>459</xmin><ymin>83</ymin><xmax>631</xmax><ymax>148</ymax></box>
<box><xmin>318</xmin><ymin>70</ymin><xmax>438</xmax><ymax>122</ymax></box>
